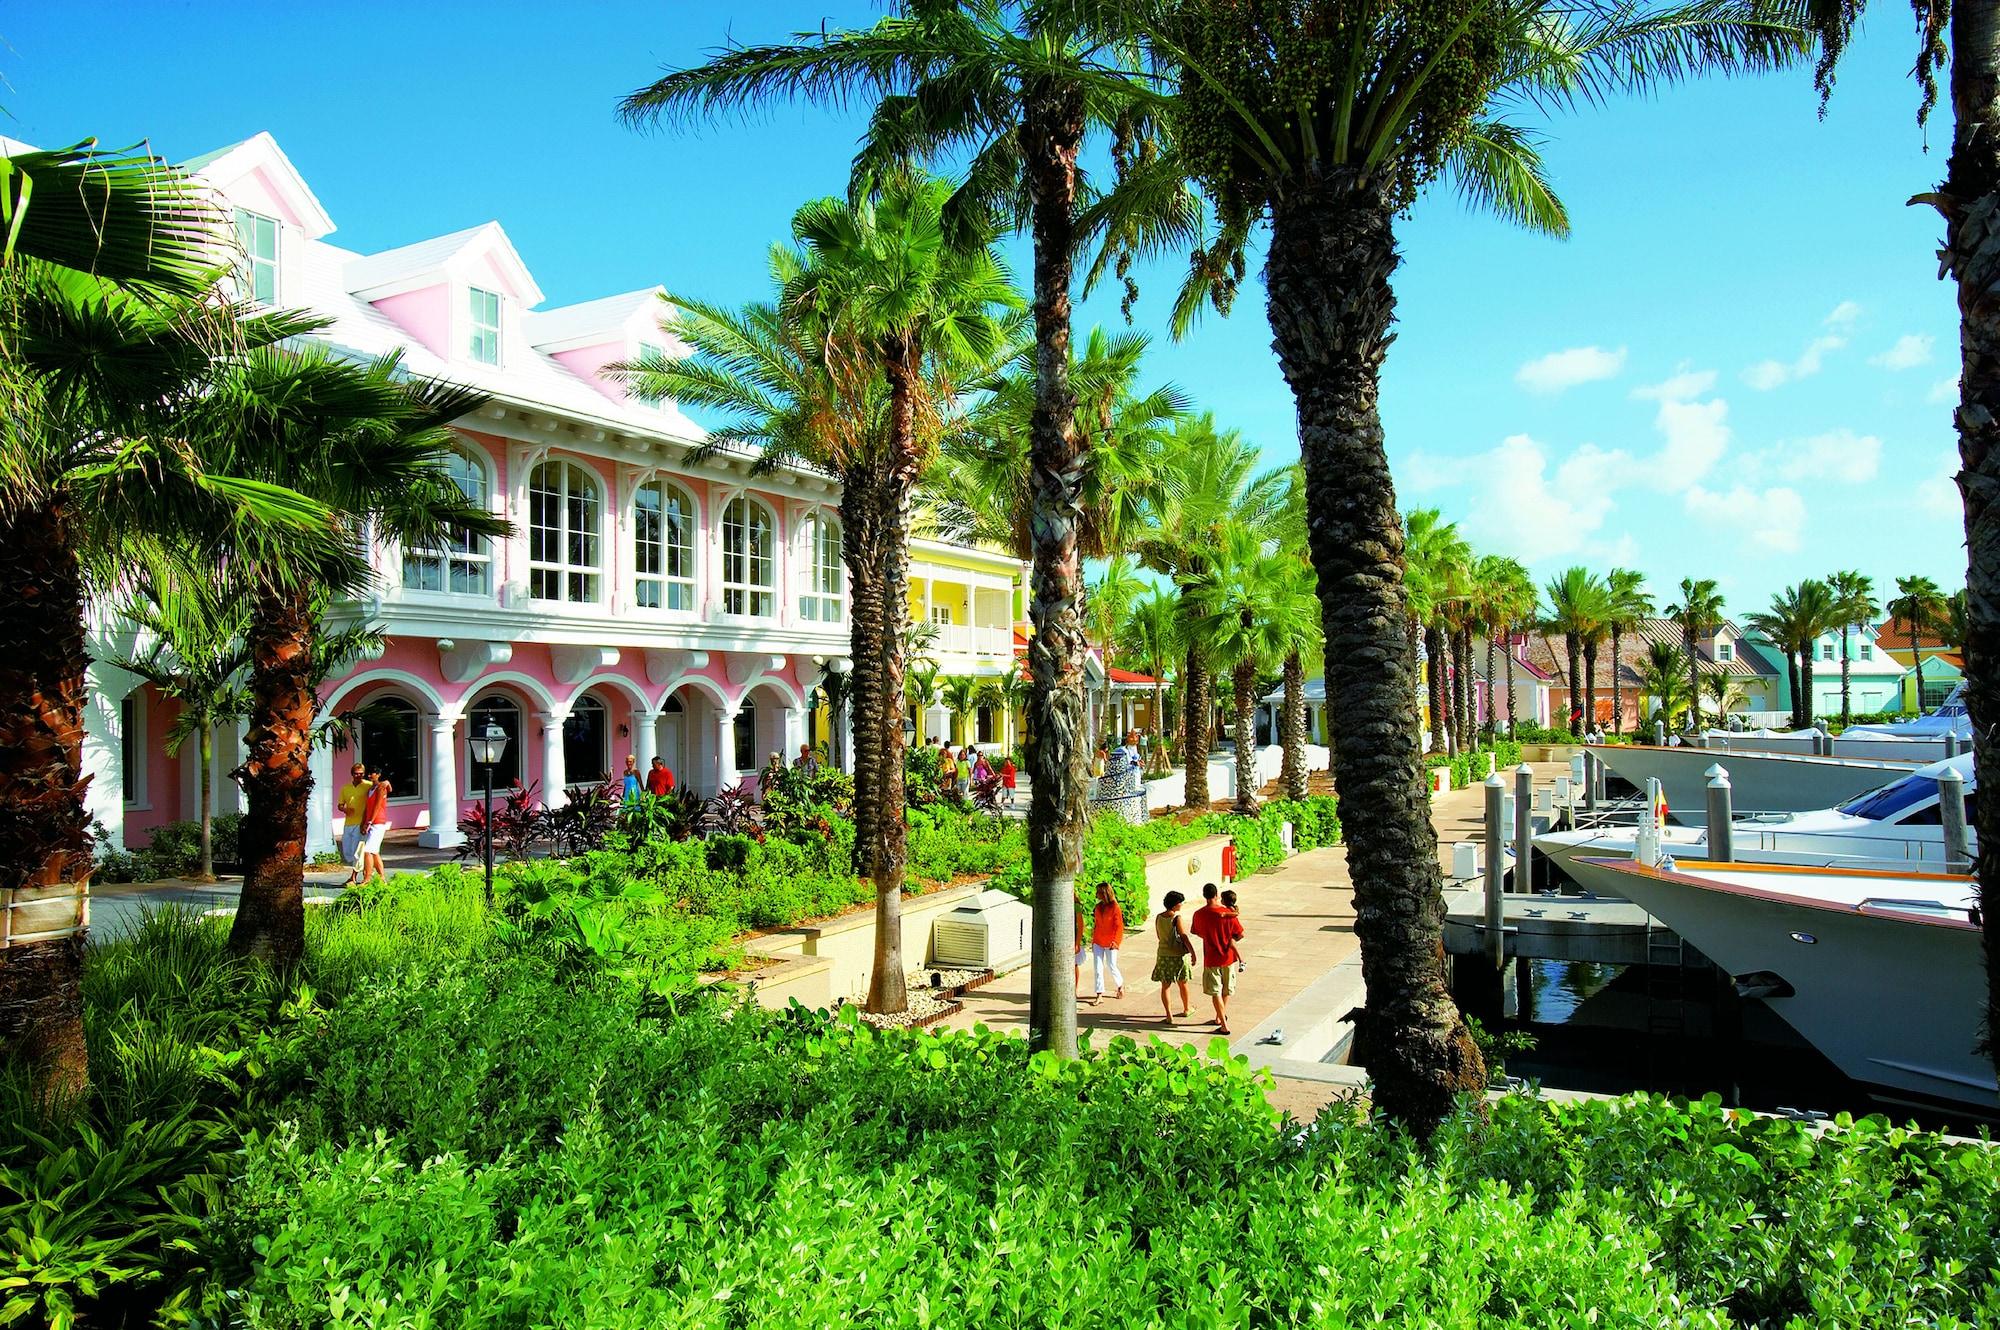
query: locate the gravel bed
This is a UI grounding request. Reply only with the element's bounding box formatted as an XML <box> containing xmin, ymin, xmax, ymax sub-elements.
<box><xmin>856</xmin><ymin>988</ymin><xmax>961</xmax><ymax>1030</ymax></box>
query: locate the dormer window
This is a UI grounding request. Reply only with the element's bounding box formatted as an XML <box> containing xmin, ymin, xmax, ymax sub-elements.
<box><xmin>468</xmin><ymin>287</ymin><xmax>501</xmax><ymax>365</ymax></box>
<box><xmin>233</xmin><ymin>208</ymin><xmax>278</xmax><ymax>304</ymax></box>
<box><xmin>1716</xmin><ymin>642</ymin><xmax>1732</xmax><ymax>662</ymax></box>
<box><xmin>633</xmin><ymin>340</ymin><xmax>666</xmax><ymax>406</ymax></box>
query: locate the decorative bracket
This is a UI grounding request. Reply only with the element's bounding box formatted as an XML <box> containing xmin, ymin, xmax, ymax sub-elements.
<box><xmin>439</xmin><ymin>639</ymin><xmax>512</xmax><ymax>684</ymax></box>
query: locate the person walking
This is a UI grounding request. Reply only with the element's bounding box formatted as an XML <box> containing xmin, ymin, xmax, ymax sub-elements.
<box><xmin>336</xmin><ymin>761</ymin><xmax>369</xmax><ymax>885</ymax></box>
<box><xmin>646</xmin><ymin>756</ymin><xmax>674</xmax><ymax>796</ymax></box>
<box><xmin>1088</xmin><ymin>881</ymin><xmax>1125</xmax><ymax>1003</ymax></box>
<box><xmin>795</xmin><ymin>743</ymin><xmax>820</xmax><ymax>773</ymax></box>
<box><xmin>999</xmin><ymin>755</ymin><xmax>1017</xmax><ymax>808</ymax></box>
<box><xmin>1091</xmin><ymin>745</ymin><xmax>1108</xmax><ymax>779</ymax></box>
<box><xmin>621</xmin><ymin>754</ymin><xmax>643</xmax><ymax>803</ymax></box>
<box><xmin>956</xmin><ymin>746</ymin><xmax>974</xmax><ymax>797</ymax></box>
<box><xmin>358</xmin><ymin>771</ymin><xmax>391</xmax><ymax>886</ymax></box>
<box><xmin>1151</xmin><ymin>890</ymin><xmax>1195</xmax><ymax>1021</ymax></box>
<box><xmin>1189</xmin><ymin>883</ymin><xmax>1246</xmax><ymax>1035</ymax></box>
<box><xmin>971</xmin><ymin>749</ymin><xmax>993</xmax><ymax>785</ymax></box>
<box><xmin>940</xmin><ymin>744</ymin><xmax>959</xmax><ymax>793</ymax></box>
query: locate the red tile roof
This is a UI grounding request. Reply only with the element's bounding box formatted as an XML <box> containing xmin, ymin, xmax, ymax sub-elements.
<box><xmin>1876</xmin><ymin>618</ymin><xmax>1954</xmax><ymax>651</ymax></box>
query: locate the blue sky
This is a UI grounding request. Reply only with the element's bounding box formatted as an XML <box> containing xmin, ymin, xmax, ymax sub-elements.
<box><xmin>4</xmin><ymin>2</ymin><xmax>1965</xmax><ymax>618</ymax></box>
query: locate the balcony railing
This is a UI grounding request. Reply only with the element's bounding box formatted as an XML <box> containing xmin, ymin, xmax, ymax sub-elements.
<box><xmin>930</xmin><ymin>624</ymin><xmax>1011</xmax><ymax>658</ymax></box>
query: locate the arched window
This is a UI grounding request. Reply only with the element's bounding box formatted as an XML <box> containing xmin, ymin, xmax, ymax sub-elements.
<box><xmin>467</xmin><ymin>694</ymin><xmax>521</xmax><ymax>788</ymax></box>
<box><xmin>564</xmin><ymin>695</ymin><xmax>609</xmax><ymax>786</ymax></box>
<box><xmin>799</xmin><ymin>511</ymin><xmax>842</xmax><ymax>623</ymax></box>
<box><xmin>634</xmin><ymin>479</ymin><xmax>695</xmax><ymax>611</ymax></box>
<box><xmin>733</xmin><ymin>697</ymin><xmax>758</xmax><ymax>773</ymax></box>
<box><xmin>720</xmin><ymin>495</ymin><xmax>775</xmax><ymax>617</ymax></box>
<box><xmin>357</xmin><ymin>696</ymin><xmax>421</xmax><ymax>799</ymax></box>
<box><xmin>529</xmin><ymin>460</ymin><xmax>601</xmax><ymax>603</ymax></box>
<box><xmin>403</xmin><ymin>447</ymin><xmax>493</xmax><ymax>595</ymax></box>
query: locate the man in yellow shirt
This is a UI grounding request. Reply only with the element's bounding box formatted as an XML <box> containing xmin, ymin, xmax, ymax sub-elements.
<box><xmin>336</xmin><ymin>762</ymin><xmax>370</xmax><ymax>883</ymax></box>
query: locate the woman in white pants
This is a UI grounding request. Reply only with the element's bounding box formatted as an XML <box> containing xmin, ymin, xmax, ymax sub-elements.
<box><xmin>1087</xmin><ymin>881</ymin><xmax>1125</xmax><ymax>1002</ymax></box>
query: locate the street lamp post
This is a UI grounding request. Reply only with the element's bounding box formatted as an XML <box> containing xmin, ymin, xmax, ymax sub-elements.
<box><xmin>468</xmin><ymin>720</ymin><xmax>509</xmax><ymax>907</ymax></box>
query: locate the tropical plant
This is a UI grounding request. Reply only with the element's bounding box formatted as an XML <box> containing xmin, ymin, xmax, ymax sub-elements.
<box><xmin>1187</xmin><ymin>524</ymin><xmax>1290</xmax><ymax>813</ymax></box>
<box><xmin>0</xmin><ymin>142</ymin><xmax>332</xmax><ymax>1102</ymax></box>
<box><xmin>1403</xmin><ymin>509</ymin><xmax>1471</xmax><ymax>754</ymax></box>
<box><xmin>1886</xmin><ymin>574</ymin><xmax>1949</xmax><ymax>716</ymax></box>
<box><xmin>620</xmin><ymin>0</ymin><xmax>1169</xmax><ymax>1062</ymax></box>
<box><xmin>1602</xmin><ymin>569</ymin><xmax>1654</xmax><ymax>735</ymax></box>
<box><xmin>1745</xmin><ymin>580</ymin><xmax>1838</xmax><ymax>729</ymax></box>
<box><xmin>940</xmin><ymin>674</ymin><xmax>981</xmax><ymax>746</ymax></box>
<box><xmin>1703</xmin><ymin>669</ymin><xmax>1749</xmax><ymax>720</ymax></box>
<box><xmin>1086</xmin><ymin>555</ymin><xmax>1147</xmax><ymax>745</ymax></box>
<box><xmin>1665</xmin><ymin>577</ymin><xmax>1727</xmax><ymax>732</ymax></box>
<box><xmin>108</xmin><ymin>561</ymin><xmax>254</xmax><ymax>881</ymax></box>
<box><xmin>1125</xmin><ymin>0</ymin><xmax>1802</xmax><ymax>1134</ymax></box>
<box><xmin>1943</xmin><ymin>586</ymin><xmax>1969</xmax><ymax>652</ymax></box>
<box><xmin>1542</xmin><ymin>568</ymin><xmax>1605</xmax><ymax>738</ymax></box>
<box><xmin>906</xmin><ymin>663</ymin><xmax>945</xmax><ymax>743</ymax></box>
<box><xmin>1274</xmin><ymin>469</ymin><xmax>1324</xmax><ymax>796</ymax></box>
<box><xmin>975</xmin><ymin>662</ymin><xmax>1030</xmax><ymax>754</ymax></box>
<box><xmin>1120</xmin><ymin>586</ymin><xmax>1180</xmax><ymax>769</ymax></box>
<box><xmin>1483</xmin><ymin>556</ymin><xmax>1537</xmax><ymax>736</ymax></box>
<box><xmin>1823</xmin><ymin>570</ymin><xmax>1878</xmax><ymax>728</ymax></box>
<box><xmin>215</xmin><ymin>346</ymin><xmax>497</xmax><ymax>972</ymax></box>
<box><xmin>1636</xmin><ymin>641</ymin><xmax>1693</xmax><ymax>727</ymax></box>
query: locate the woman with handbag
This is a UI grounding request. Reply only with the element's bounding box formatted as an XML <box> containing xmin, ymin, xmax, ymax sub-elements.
<box><xmin>1150</xmin><ymin>890</ymin><xmax>1195</xmax><ymax>1021</ymax></box>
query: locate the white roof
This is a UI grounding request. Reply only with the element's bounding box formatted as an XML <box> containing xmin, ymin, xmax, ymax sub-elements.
<box><xmin>528</xmin><ymin>288</ymin><xmax>668</xmax><ymax>349</ymax></box>
<box><xmin>342</xmin><ymin>219</ymin><xmax>543</xmax><ymax>305</ymax></box>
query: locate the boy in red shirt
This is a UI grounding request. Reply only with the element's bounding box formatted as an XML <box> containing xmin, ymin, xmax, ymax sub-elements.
<box><xmin>1188</xmin><ymin>883</ymin><xmax>1246</xmax><ymax>1034</ymax></box>
<box><xmin>646</xmin><ymin>757</ymin><xmax>675</xmax><ymax>796</ymax></box>
<box><xmin>999</xmin><ymin>756</ymin><xmax>1017</xmax><ymax>809</ymax></box>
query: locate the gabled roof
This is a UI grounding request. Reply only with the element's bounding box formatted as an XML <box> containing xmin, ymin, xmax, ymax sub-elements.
<box><xmin>344</xmin><ymin>219</ymin><xmax>544</xmax><ymax>305</ymax></box>
<box><xmin>528</xmin><ymin>288</ymin><xmax>669</xmax><ymax>351</ymax></box>
<box><xmin>183</xmin><ymin>131</ymin><xmax>335</xmax><ymax>238</ymax></box>
<box><xmin>1876</xmin><ymin>617</ymin><xmax>1955</xmax><ymax>651</ymax></box>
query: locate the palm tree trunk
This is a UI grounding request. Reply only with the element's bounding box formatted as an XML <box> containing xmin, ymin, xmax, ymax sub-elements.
<box><xmin>1839</xmin><ymin>624</ymin><xmax>1853</xmax><ymax>727</ymax></box>
<box><xmin>1787</xmin><ymin>653</ymin><xmax>1803</xmax><ymax>729</ymax></box>
<box><xmin>1683</xmin><ymin>626</ymin><xmax>1702</xmax><ymax>732</ymax></box>
<box><xmin>1281</xmin><ymin>651</ymin><xmax>1308</xmax><ymax>800</ymax></box>
<box><xmin>1265</xmin><ymin>180</ymin><xmax>1483</xmax><ymax>1136</ymax></box>
<box><xmin>1800</xmin><ymin>652</ymin><xmax>1816</xmax><ymax>728</ymax></box>
<box><xmin>0</xmin><ymin>499</ymin><xmax>91</xmax><ymax>1103</ymax></box>
<box><xmin>1232</xmin><ymin>659</ymin><xmax>1259</xmax><ymax>813</ymax></box>
<box><xmin>1565</xmin><ymin>633</ymin><xmax>1583</xmax><ymax>737</ymax></box>
<box><xmin>1153</xmin><ymin>678</ymin><xmax>1166</xmax><ymax>771</ymax></box>
<box><xmin>1503</xmin><ymin>625</ymin><xmax>1518</xmax><ymax>735</ymax></box>
<box><xmin>1951</xmin><ymin>0</ymin><xmax>2000</xmax><ymax>1088</ymax></box>
<box><xmin>1424</xmin><ymin>622</ymin><xmax>1449</xmax><ymax>755</ymax></box>
<box><xmin>1610</xmin><ymin>626</ymin><xmax>1625</xmax><ymax>734</ymax></box>
<box><xmin>1022</xmin><ymin>84</ymin><xmax>1086</xmax><ymax>1057</ymax></box>
<box><xmin>230</xmin><ymin>576</ymin><xmax>314</xmax><ymax>968</ymax></box>
<box><xmin>862</xmin><ymin>344</ymin><xmax>924</xmax><ymax>1017</ymax></box>
<box><xmin>1182</xmin><ymin>645</ymin><xmax>1210</xmax><ymax>805</ymax></box>
<box><xmin>1483</xmin><ymin>634</ymin><xmax>1497</xmax><ymax>745</ymax></box>
<box><xmin>1910</xmin><ymin>628</ymin><xmax>1925</xmax><ymax>712</ymax></box>
<box><xmin>1582</xmin><ymin>640</ymin><xmax>1600</xmax><ymax>735</ymax></box>
<box><xmin>198</xmin><ymin>725</ymin><xmax>215</xmax><ymax>881</ymax></box>
<box><xmin>1457</xmin><ymin>627</ymin><xmax>1475</xmax><ymax>743</ymax></box>
<box><xmin>842</xmin><ymin>468</ymin><xmax>882</xmax><ymax>876</ymax></box>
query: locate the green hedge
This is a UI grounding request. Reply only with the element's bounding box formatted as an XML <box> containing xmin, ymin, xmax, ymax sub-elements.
<box><xmin>1424</xmin><ymin>741</ymin><xmax>1526</xmax><ymax>792</ymax></box>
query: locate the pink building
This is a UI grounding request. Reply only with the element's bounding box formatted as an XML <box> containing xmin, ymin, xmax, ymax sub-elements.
<box><xmin>81</xmin><ymin>134</ymin><xmax>1024</xmax><ymax>855</ymax></box>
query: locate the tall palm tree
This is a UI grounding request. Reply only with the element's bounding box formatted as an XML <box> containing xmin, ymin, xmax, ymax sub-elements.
<box><xmin>1825</xmin><ymin>570</ymin><xmax>1878</xmax><ymax>727</ymax></box>
<box><xmin>1542</xmin><ymin>568</ymin><xmax>1604</xmax><ymax>737</ymax></box>
<box><xmin>1665</xmin><ymin>577</ymin><xmax>1727</xmax><ymax>732</ymax></box>
<box><xmin>1944</xmin><ymin>586</ymin><xmax>1969</xmax><ymax>652</ymax></box>
<box><xmin>1127</xmin><ymin>2</ymin><xmax>1799</xmax><ymax>1129</ymax></box>
<box><xmin>1188</xmin><ymin>524</ymin><xmax>1289</xmax><ymax>813</ymax></box>
<box><xmin>110</xmin><ymin>559</ymin><xmax>253</xmax><ymax>882</ymax></box>
<box><xmin>1602</xmin><ymin>568</ymin><xmax>1654</xmax><ymax>735</ymax></box>
<box><xmin>1887</xmin><ymin>574</ymin><xmax>1949</xmax><ymax>715</ymax></box>
<box><xmin>623</xmin><ymin>0</ymin><xmax>1167</xmax><ymax>1059</ymax></box>
<box><xmin>211</xmin><ymin>347</ymin><xmax>496</xmax><ymax>970</ymax></box>
<box><xmin>906</xmin><ymin>664</ymin><xmax>945</xmax><ymax>743</ymax></box>
<box><xmin>1120</xmin><ymin>585</ymin><xmax>1180</xmax><ymax>767</ymax></box>
<box><xmin>1745</xmin><ymin>580</ymin><xmax>1837</xmax><ymax>728</ymax></box>
<box><xmin>1274</xmin><ymin>469</ymin><xmax>1324</xmax><ymax>795</ymax></box>
<box><xmin>1809</xmin><ymin>0</ymin><xmax>2000</xmax><ymax>1092</ymax></box>
<box><xmin>1086</xmin><ymin>555</ymin><xmax>1146</xmax><ymax>744</ymax></box>
<box><xmin>1483</xmin><ymin>556</ymin><xmax>1537</xmax><ymax>736</ymax></box>
<box><xmin>1129</xmin><ymin>414</ymin><xmax>1287</xmax><ymax>801</ymax></box>
<box><xmin>0</xmin><ymin>144</ymin><xmax>331</xmax><ymax>1099</ymax></box>
<box><xmin>941</xmin><ymin>675</ymin><xmax>981</xmax><ymax>745</ymax></box>
<box><xmin>1403</xmin><ymin>508</ymin><xmax>1469</xmax><ymax>754</ymax></box>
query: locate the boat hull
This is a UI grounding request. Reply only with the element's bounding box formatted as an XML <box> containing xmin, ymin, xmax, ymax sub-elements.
<box><xmin>1566</xmin><ymin>858</ymin><xmax>1995</xmax><ymax>1109</ymax></box>
<box><xmin>1590</xmin><ymin>744</ymin><xmax>1918</xmax><ymax>819</ymax></box>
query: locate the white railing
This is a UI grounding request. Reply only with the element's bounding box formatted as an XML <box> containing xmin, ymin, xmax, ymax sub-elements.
<box><xmin>931</xmin><ymin>624</ymin><xmax>1012</xmax><ymax>658</ymax></box>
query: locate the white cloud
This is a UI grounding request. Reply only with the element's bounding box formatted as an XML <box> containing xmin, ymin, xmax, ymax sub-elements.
<box><xmin>1632</xmin><ymin>366</ymin><xmax>1717</xmax><ymax>402</ymax></box>
<box><xmin>1929</xmin><ymin>373</ymin><xmax>1960</xmax><ymax>404</ymax></box>
<box><xmin>1648</xmin><ymin>395</ymin><xmax>1731</xmax><ymax>491</ymax></box>
<box><xmin>1915</xmin><ymin>448</ymin><xmax>1961</xmax><ymax>520</ymax></box>
<box><xmin>1773</xmin><ymin>428</ymin><xmax>1881</xmax><ymax>485</ymax></box>
<box><xmin>1870</xmin><ymin>334</ymin><xmax>1934</xmax><ymax>371</ymax></box>
<box><xmin>1740</xmin><ymin>303</ymin><xmax>1858</xmax><ymax>390</ymax></box>
<box><xmin>1684</xmin><ymin>484</ymin><xmax>1808</xmax><ymax>552</ymax></box>
<box><xmin>1515</xmin><ymin>345</ymin><xmax>1627</xmax><ymax>395</ymax></box>
<box><xmin>1405</xmin><ymin>433</ymin><xmax>1635</xmax><ymax>564</ymax></box>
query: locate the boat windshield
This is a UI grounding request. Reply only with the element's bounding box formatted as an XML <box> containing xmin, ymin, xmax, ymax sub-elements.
<box><xmin>1837</xmin><ymin>775</ymin><xmax>1938</xmax><ymax>822</ymax></box>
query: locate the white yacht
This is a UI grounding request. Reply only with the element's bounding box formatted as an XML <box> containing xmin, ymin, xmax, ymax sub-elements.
<box><xmin>1540</xmin><ymin>754</ymin><xmax>1976</xmax><ymax>881</ymax></box>
<box><xmin>1590</xmin><ymin>742</ymin><xmax>1924</xmax><ymax>819</ymax></box>
<box><xmin>1565</xmin><ymin>857</ymin><xmax>1992</xmax><ymax>1112</ymax></box>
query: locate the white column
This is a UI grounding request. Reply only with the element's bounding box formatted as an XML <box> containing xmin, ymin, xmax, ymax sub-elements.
<box><xmin>81</xmin><ymin>667</ymin><xmax>130</xmax><ymax>851</ymax></box>
<box><xmin>782</xmin><ymin>705</ymin><xmax>804</xmax><ymax>761</ymax></box>
<box><xmin>305</xmin><ymin>740</ymin><xmax>335</xmax><ymax>857</ymax></box>
<box><xmin>633</xmin><ymin>709</ymin><xmax>660</xmax><ymax>776</ymax></box>
<box><xmin>538</xmin><ymin>709</ymin><xmax>569</xmax><ymax>808</ymax></box>
<box><xmin>716</xmin><ymin>705</ymin><xmax>739</xmax><ymax>793</ymax></box>
<box><xmin>418</xmin><ymin>713</ymin><xmax>464</xmax><ymax>848</ymax></box>
<box><xmin>840</xmin><ymin>704</ymin><xmax>855</xmax><ymax>775</ymax></box>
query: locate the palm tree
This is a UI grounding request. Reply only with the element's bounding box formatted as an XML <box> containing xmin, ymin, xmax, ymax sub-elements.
<box><xmin>1703</xmin><ymin>669</ymin><xmax>1749</xmax><ymax>721</ymax></box>
<box><xmin>1944</xmin><ymin>587</ymin><xmax>1969</xmax><ymax>652</ymax></box>
<box><xmin>1129</xmin><ymin>415</ymin><xmax>1287</xmax><ymax>802</ymax></box>
<box><xmin>109</xmin><ymin>559</ymin><xmax>253</xmax><ymax>882</ymax></box>
<box><xmin>1665</xmin><ymin>577</ymin><xmax>1727</xmax><ymax>732</ymax></box>
<box><xmin>1824</xmin><ymin>570</ymin><xmax>1878</xmax><ymax>727</ymax></box>
<box><xmin>1602</xmin><ymin>569</ymin><xmax>1654</xmax><ymax>735</ymax></box>
<box><xmin>1887</xmin><ymin>575</ymin><xmax>1949</xmax><ymax>715</ymax></box>
<box><xmin>1086</xmin><ymin>555</ymin><xmax>1146</xmax><ymax>745</ymax></box>
<box><xmin>1120</xmin><ymin>586</ymin><xmax>1180</xmax><ymax>769</ymax></box>
<box><xmin>1542</xmin><ymin>568</ymin><xmax>1604</xmax><ymax>737</ymax></box>
<box><xmin>1128</xmin><ymin>2</ymin><xmax>1800</xmax><ymax>1128</ymax></box>
<box><xmin>1403</xmin><ymin>509</ymin><xmax>1469</xmax><ymax>753</ymax></box>
<box><xmin>1637</xmin><ymin>641</ymin><xmax>1693</xmax><ymax>727</ymax></box>
<box><xmin>1745</xmin><ymin>580</ymin><xmax>1837</xmax><ymax>728</ymax></box>
<box><xmin>1188</xmin><ymin>524</ymin><xmax>1288</xmax><ymax>813</ymax></box>
<box><xmin>622</xmin><ymin>0</ymin><xmax>1168</xmax><ymax>1061</ymax></box>
<box><xmin>1271</xmin><ymin>559</ymin><xmax>1325</xmax><ymax>800</ymax></box>
<box><xmin>941</xmin><ymin>675</ymin><xmax>981</xmax><ymax>746</ymax></box>
<box><xmin>211</xmin><ymin>347</ymin><xmax>496</xmax><ymax>970</ymax></box>
<box><xmin>0</xmin><ymin>144</ymin><xmax>331</xmax><ymax>1099</ymax></box>
<box><xmin>1483</xmin><ymin>557</ymin><xmax>1537</xmax><ymax>736</ymax></box>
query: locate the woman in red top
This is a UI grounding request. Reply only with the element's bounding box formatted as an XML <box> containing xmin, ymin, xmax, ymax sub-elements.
<box><xmin>358</xmin><ymin>772</ymin><xmax>391</xmax><ymax>885</ymax></box>
<box><xmin>1088</xmin><ymin>881</ymin><xmax>1125</xmax><ymax>1003</ymax></box>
